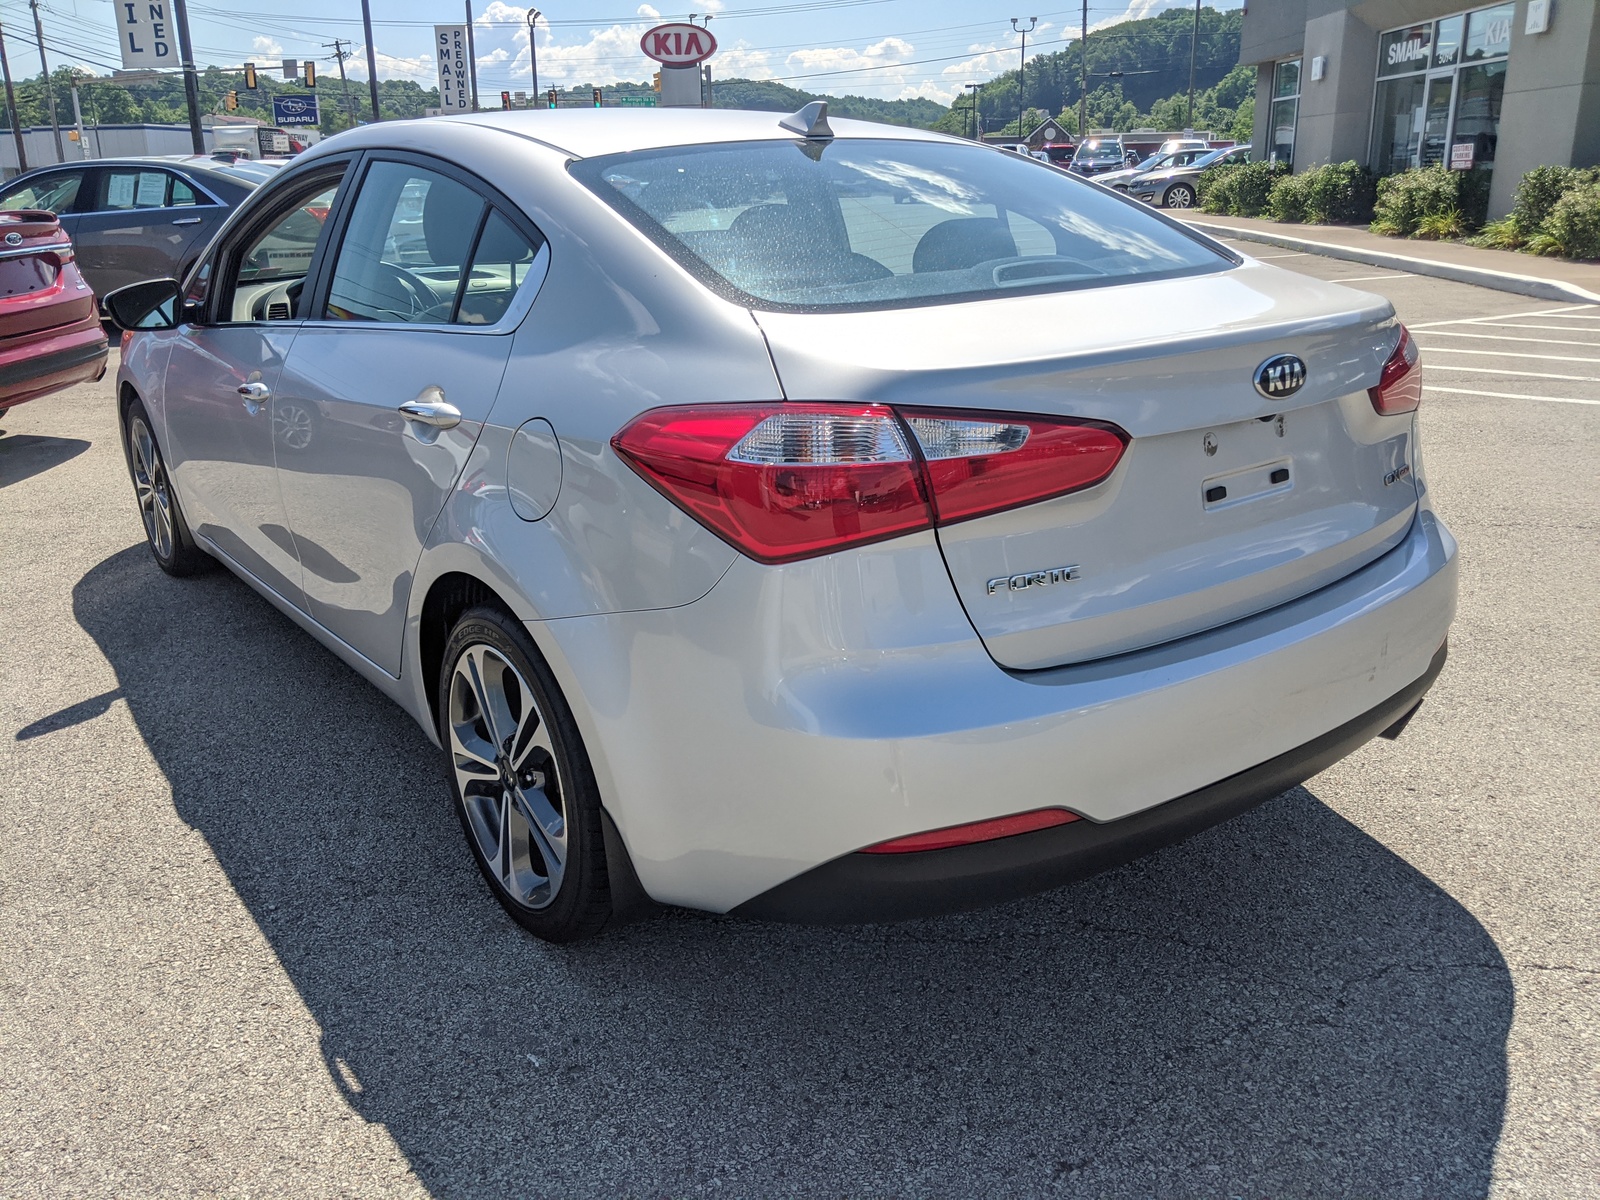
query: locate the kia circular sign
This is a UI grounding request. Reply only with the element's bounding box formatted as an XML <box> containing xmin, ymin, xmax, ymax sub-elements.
<box><xmin>641</xmin><ymin>23</ymin><xmax>717</xmax><ymax>67</ymax></box>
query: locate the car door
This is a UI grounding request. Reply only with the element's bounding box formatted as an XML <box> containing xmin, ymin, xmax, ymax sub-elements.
<box><xmin>70</xmin><ymin>166</ymin><xmax>223</xmax><ymax>295</ymax></box>
<box><xmin>160</xmin><ymin>162</ymin><xmax>353</xmax><ymax>608</ymax></box>
<box><xmin>273</xmin><ymin>155</ymin><xmax>548</xmax><ymax>676</ymax></box>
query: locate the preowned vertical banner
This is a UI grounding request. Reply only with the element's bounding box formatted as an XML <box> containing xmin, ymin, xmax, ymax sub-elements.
<box><xmin>435</xmin><ymin>24</ymin><xmax>471</xmax><ymax>114</ymax></box>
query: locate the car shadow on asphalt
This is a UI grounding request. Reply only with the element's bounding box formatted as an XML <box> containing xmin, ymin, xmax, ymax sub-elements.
<box><xmin>70</xmin><ymin>545</ymin><xmax>1512</xmax><ymax>1199</ymax></box>
<box><xmin>0</xmin><ymin>433</ymin><xmax>91</xmax><ymax>489</ymax></box>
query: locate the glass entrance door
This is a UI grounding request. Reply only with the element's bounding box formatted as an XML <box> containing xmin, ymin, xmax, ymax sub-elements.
<box><xmin>1418</xmin><ymin>73</ymin><xmax>1456</xmax><ymax>167</ymax></box>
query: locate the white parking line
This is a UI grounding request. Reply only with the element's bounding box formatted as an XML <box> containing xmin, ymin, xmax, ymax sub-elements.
<box><xmin>1530</xmin><ymin>312</ymin><xmax>1600</xmax><ymax>320</ymax></box>
<box><xmin>1409</xmin><ymin>305</ymin><xmax>1593</xmax><ymax>330</ymax></box>
<box><xmin>1455</xmin><ymin>322</ymin><xmax>1600</xmax><ymax>333</ymax></box>
<box><xmin>1416</xmin><ymin>330</ymin><xmax>1600</xmax><ymax>348</ymax></box>
<box><xmin>1427</xmin><ymin>364</ymin><xmax>1600</xmax><ymax>382</ymax></box>
<box><xmin>1326</xmin><ymin>273</ymin><xmax>1417</xmax><ymax>282</ymax></box>
<box><xmin>1422</xmin><ymin>347</ymin><xmax>1600</xmax><ymax>364</ymax></box>
<box><xmin>1252</xmin><ymin>252</ymin><xmax>1309</xmax><ymax>259</ymax></box>
<box><xmin>1426</xmin><ymin>385</ymin><xmax>1600</xmax><ymax>406</ymax></box>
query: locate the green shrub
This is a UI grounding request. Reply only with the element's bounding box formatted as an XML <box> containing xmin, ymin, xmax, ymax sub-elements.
<box><xmin>1226</xmin><ymin>162</ymin><xmax>1288</xmax><ymax>217</ymax></box>
<box><xmin>1268</xmin><ymin>172</ymin><xmax>1310</xmax><ymax>222</ymax></box>
<box><xmin>1531</xmin><ymin>183</ymin><xmax>1600</xmax><ymax>259</ymax></box>
<box><xmin>1301</xmin><ymin>161</ymin><xmax>1379</xmax><ymax>224</ymax></box>
<box><xmin>1197</xmin><ymin>161</ymin><xmax>1244</xmax><ymax>213</ymax></box>
<box><xmin>1509</xmin><ymin>165</ymin><xmax>1595</xmax><ymax>235</ymax></box>
<box><xmin>1370</xmin><ymin>166</ymin><xmax>1487</xmax><ymax>237</ymax></box>
<box><xmin>1473</xmin><ymin>216</ymin><xmax>1524</xmax><ymax>250</ymax></box>
<box><xmin>1414</xmin><ymin>209</ymin><xmax>1467</xmax><ymax>240</ymax></box>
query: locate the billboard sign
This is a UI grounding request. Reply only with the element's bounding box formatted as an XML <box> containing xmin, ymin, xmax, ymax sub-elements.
<box><xmin>640</xmin><ymin>23</ymin><xmax>717</xmax><ymax>67</ymax></box>
<box><xmin>117</xmin><ymin>1</ymin><xmax>177</xmax><ymax>69</ymax></box>
<box><xmin>272</xmin><ymin>94</ymin><xmax>320</xmax><ymax>127</ymax></box>
<box><xmin>435</xmin><ymin>23</ymin><xmax>472</xmax><ymax>114</ymax></box>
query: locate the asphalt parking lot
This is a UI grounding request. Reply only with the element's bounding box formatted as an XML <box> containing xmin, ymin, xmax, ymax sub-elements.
<box><xmin>2</xmin><ymin>255</ymin><xmax>1596</xmax><ymax>1198</ymax></box>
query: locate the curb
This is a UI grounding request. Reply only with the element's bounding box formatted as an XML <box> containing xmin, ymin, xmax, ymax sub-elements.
<box><xmin>1180</xmin><ymin>217</ymin><xmax>1600</xmax><ymax>306</ymax></box>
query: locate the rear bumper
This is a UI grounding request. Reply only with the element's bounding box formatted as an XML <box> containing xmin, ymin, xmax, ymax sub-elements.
<box><xmin>734</xmin><ymin>640</ymin><xmax>1446</xmax><ymax>923</ymax></box>
<box><xmin>535</xmin><ymin>506</ymin><xmax>1458</xmax><ymax>916</ymax></box>
<box><xmin>0</xmin><ymin>321</ymin><xmax>109</xmax><ymax>406</ymax></box>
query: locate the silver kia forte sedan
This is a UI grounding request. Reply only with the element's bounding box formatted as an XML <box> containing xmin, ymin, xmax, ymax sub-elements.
<box><xmin>102</xmin><ymin>106</ymin><xmax>1456</xmax><ymax>942</ymax></box>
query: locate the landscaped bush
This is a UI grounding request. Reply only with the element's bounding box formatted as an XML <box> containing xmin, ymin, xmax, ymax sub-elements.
<box><xmin>1266</xmin><ymin>161</ymin><xmax>1378</xmax><ymax>224</ymax></box>
<box><xmin>1198</xmin><ymin>161</ymin><xmax>1288</xmax><ymax>218</ymax></box>
<box><xmin>1527</xmin><ymin>182</ymin><xmax>1600</xmax><ymax>259</ymax></box>
<box><xmin>1370</xmin><ymin>166</ymin><xmax>1489</xmax><ymax>236</ymax></box>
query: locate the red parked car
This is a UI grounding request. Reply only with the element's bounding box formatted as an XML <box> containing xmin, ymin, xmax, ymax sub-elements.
<box><xmin>0</xmin><ymin>209</ymin><xmax>107</xmax><ymax>420</ymax></box>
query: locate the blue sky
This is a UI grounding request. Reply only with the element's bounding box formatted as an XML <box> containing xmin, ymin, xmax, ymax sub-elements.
<box><xmin>5</xmin><ymin>0</ymin><xmax>1242</xmax><ymax>105</ymax></box>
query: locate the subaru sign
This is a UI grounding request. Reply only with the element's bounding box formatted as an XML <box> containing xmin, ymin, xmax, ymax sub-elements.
<box><xmin>272</xmin><ymin>94</ymin><xmax>319</xmax><ymax>127</ymax></box>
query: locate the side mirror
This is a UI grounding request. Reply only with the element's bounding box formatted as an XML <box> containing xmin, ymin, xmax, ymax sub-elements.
<box><xmin>101</xmin><ymin>278</ymin><xmax>182</xmax><ymax>332</ymax></box>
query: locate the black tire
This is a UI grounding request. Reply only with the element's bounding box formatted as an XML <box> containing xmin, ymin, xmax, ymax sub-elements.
<box><xmin>439</xmin><ymin>605</ymin><xmax>612</xmax><ymax>942</ymax></box>
<box><xmin>124</xmin><ymin>397</ymin><xmax>210</xmax><ymax>577</ymax></box>
<box><xmin>1164</xmin><ymin>182</ymin><xmax>1197</xmax><ymax>209</ymax></box>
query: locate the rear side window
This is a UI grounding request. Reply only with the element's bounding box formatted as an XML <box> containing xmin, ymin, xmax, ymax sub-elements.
<box><xmin>325</xmin><ymin>162</ymin><xmax>485</xmax><ymax>324</ymax></box>
<box><xmin>573</xmin><ymin>138</ymin><xmax>1227</xmax><ymax>312</ymax></box>
<box><xmin>1</xmin><ymin>171</ymin><xmax>84</xmax><ymax>213</ymax></box>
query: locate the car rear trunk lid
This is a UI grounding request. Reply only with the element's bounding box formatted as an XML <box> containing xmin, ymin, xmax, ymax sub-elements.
<box><xmin>754</xmin><ymin>263</ymin><xmax>1418</xmax><ymax>669</ymax></box>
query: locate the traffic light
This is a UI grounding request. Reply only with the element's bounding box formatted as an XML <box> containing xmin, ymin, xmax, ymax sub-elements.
<box><xmin>224</xmin><ymin>90</ymin><xmax>238</xmax><ymax>111</ymax></box>
<box><xmin>304</xmin><ymin>60</ymin><xmax>316</xmax><ymax>88</ymax></box>
<box><xmin>501</xmin><ymin>90</ymin><xmax>512</xmax><ymax>111</ymax></box>
<box><xmin>243</xmin><ymin>61</ymin><xmax>257</xmax><ymax>89</ymax></box>
<box><xmin>652</xmin><ymin>71</ymin><xmax>660</xmax><ymax>93</ymax></box>
<box><xmin>592</xmin><ymin>87</ymin><xmax>602</xmax><ymax>107</ymax></box>
<box><xmin>546</xmin><ymin>88</ymin><xmax>557</xmax><ymax>109</ymax></box>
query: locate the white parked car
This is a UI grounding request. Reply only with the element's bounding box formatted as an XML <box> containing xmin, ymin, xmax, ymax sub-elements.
<box><xmin>103</xmin><ymin>105</ymin><xmax>1455</xmax><ymax>941</ymax></box>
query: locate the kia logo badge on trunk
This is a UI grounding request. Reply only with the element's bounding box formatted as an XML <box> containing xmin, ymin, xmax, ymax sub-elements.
<box><xmin>1255</xmin><ymin>354</ymin><xmax>1306</xmax><ymax>400</ymax></box>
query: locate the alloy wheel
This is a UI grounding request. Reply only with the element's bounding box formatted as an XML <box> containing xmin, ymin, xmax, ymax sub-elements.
<box><xmin>447</xmin><ymin>643</ymin><xmax>567</xmax><ymax>910</ymax></box>
<box><xmin>129</xmin><ymin>416</ymin><xmax>175</xmax><ymax>561</ymax></box>
<box><xmin>1166</xmin><ymin>185</ymin><xmax>1195</xmax><ymax>209</ymax></box>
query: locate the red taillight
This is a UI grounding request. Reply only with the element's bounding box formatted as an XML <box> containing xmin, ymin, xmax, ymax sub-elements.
<box><xmin>900</xmin><ymin>406</ymin><xmax>1128</xmax><ymax>524</ymax></box>
<box><xmin>860</xmin><ymin>807</ymin><xmax>1081</xmax><ymax>854</ymax></box>
<box><xmin>1369</xmin><ymin>324</ymin><xmax>1421</xmax><ymax>415</ymax></box>
<box><xmin>611</xmin><ymin>403</ymin><xmax>1129</xmax><ymax>564</ymax></box>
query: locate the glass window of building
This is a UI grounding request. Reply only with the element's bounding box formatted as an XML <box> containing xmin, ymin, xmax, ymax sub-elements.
<box><xmin>1370</xmin><ymin>5</ymin><xmax>1511</xmax><ymax>178</ymax></box>
<box><xmin>1270</xmin><ymin>58</ymin><xmax>1300</xmax><ymax>168</ymax></box>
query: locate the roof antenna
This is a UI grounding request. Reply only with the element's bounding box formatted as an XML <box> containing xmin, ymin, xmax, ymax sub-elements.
<box><xmin>779</xmin><ymin>100</ymin><xmax>833</xmax><ymax>140</ymax></box>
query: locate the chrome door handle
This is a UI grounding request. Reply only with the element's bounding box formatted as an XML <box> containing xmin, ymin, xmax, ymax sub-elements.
<box><xmin>237</xmin><ymin>382</ymin><xmax>271</xmax><ymax>401</ymax></box>
<box><xmin>172</xmin><ymin>217</ymin><xmax>203</xmax><ymax>226</ymax></box>
<box><xmin>398</xmin><ymin>388</ymin><xmax>461</xmax><ymax>430</ymax></box>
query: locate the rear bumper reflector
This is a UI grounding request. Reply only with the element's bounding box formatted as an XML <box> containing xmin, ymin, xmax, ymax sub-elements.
<box><xmin>859</xmin><ymin>807</ymin><xmax>1081</xmax><ymax>855</ymax></box>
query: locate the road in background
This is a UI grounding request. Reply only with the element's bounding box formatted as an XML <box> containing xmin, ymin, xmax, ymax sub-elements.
<box><xmin>1</xmin><ymin>257</ymin><xmax>1596</xmax><ymax>1198</ymax></box>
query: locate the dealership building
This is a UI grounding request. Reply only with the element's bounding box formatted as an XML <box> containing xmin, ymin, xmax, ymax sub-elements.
<box><xmin>1240</xmin><ymin>1</ymin><xmax>1599</xmax><ymax>217</ymax></box>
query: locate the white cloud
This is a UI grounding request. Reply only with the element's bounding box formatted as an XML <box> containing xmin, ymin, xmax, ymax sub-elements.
<box><xmin>348</xmin><ymin>48</ymin><xmax>436</xmax><ymax>83</ymax></box>
<box><xmin>252</xmin><ymin>36</ymin><xmax>284</xmax><ymax>58</ymax></box>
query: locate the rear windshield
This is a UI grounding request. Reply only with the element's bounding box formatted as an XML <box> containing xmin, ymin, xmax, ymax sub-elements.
<box><xmin>572</xmin><ymin>138</ymin><xmax>1230</xmax><ymax>313</ymax></box>
<box><xmin>1074</xmin><ymin>142</ymin><xmax>1125</xmax><ymax>163</ymax></box>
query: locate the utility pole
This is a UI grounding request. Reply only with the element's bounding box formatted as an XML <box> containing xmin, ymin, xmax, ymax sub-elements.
<box><xmin>360</xmin><ymin>0</ymin><xmax>381</xmax><ymax>122</ymax></box>
<box><xmin>172</xmin><ymin>0</ymin><xmax>205</xmax><ymax>153</ymax></box>
<box><xmin>1078</xmin><ymin>0</ymin><xmax>1088</xmax><ymax>138</ymax></box>
<box><xmin>69</xmin><ymin>79</ymin><xmax>87</xmax><ymax>158</ymax></box>
<box><xmin>0</xmin><ymin>20</ymin><xmax>26</xmax><ymax>173</ymax></box>
<box><xmin>27</xmin><ymin>0</ymin><xmax>62</xmax><ymax>162</ymax></box>
<box><xmin>325</xmin><ymin>39</ymin><xmax>356</xmax><ymax>129</ymax></box>
<box><xmin>1011</xmin><ymin>17</ymin><xmax>1036</xmax><ymax>142</ymax></box>
<box><xmin>964</xmin><ymin>81</ymin><xmax>979</xmax><ymax>140</ymax></box>
<box><xmin>1186</xmin><ymin>0</ymin><xmax>1200</xmax><ymax>129</ymax></box>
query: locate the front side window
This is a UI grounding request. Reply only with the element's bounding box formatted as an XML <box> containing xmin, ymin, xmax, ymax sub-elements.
<box><xmin>99</xmin><ymin>169</ymin><xmax>176</xmax><ymax>212</ymax></box>
<box><xmin>221</xmin><ymin>175</ymin><xmax>344</xmax><ymax>322</ymax></box>
<box><xmin>574</xmin><ymin>139</ymin><xmax>1229</xmax><ymax>312</ymax></box>
<box><xmin>324</xmin><ymin>162</ymin><xmax>486</xmax><ymax>324</ymax></box>
<box><xmin>1</xmin><ymin>170</ymin><xmax>84</xmax><ymax>213</ymax></box>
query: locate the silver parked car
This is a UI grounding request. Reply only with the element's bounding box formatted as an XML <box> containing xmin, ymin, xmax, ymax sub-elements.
<box><xmin>103</xmin><ymin>106</ymin><xmax>1455</xmax><ymax>942</ymax></box>
<box><xmin>1134</xmin><ymin>144</ymin><xmax>1253</xmax><ymax>208</ymax></box>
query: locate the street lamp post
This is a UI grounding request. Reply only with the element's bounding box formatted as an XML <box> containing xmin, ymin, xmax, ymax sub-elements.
<box><xmin>360</xmin><ymin>0</ymin><xmax>381</xmax><ymax>122</ymax></box>
<box><xmin>1011</xmin><ymin>17</ymin><xmax>1036</xmax><ymax>144</ymax></box>
<box><xmin>527</xmin><ymin>9</ymin><xmax>541</xmax><ymax>99</ymax></box>
<box><xmin>964</xmin><ymin>82</ymin><xmax>980</xmax><ymax>140</ymax></box>
<box><xmin>1186</xmin><ymin>0</ymin><xmax>1200</xmax><ymax>130</ymax></box>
